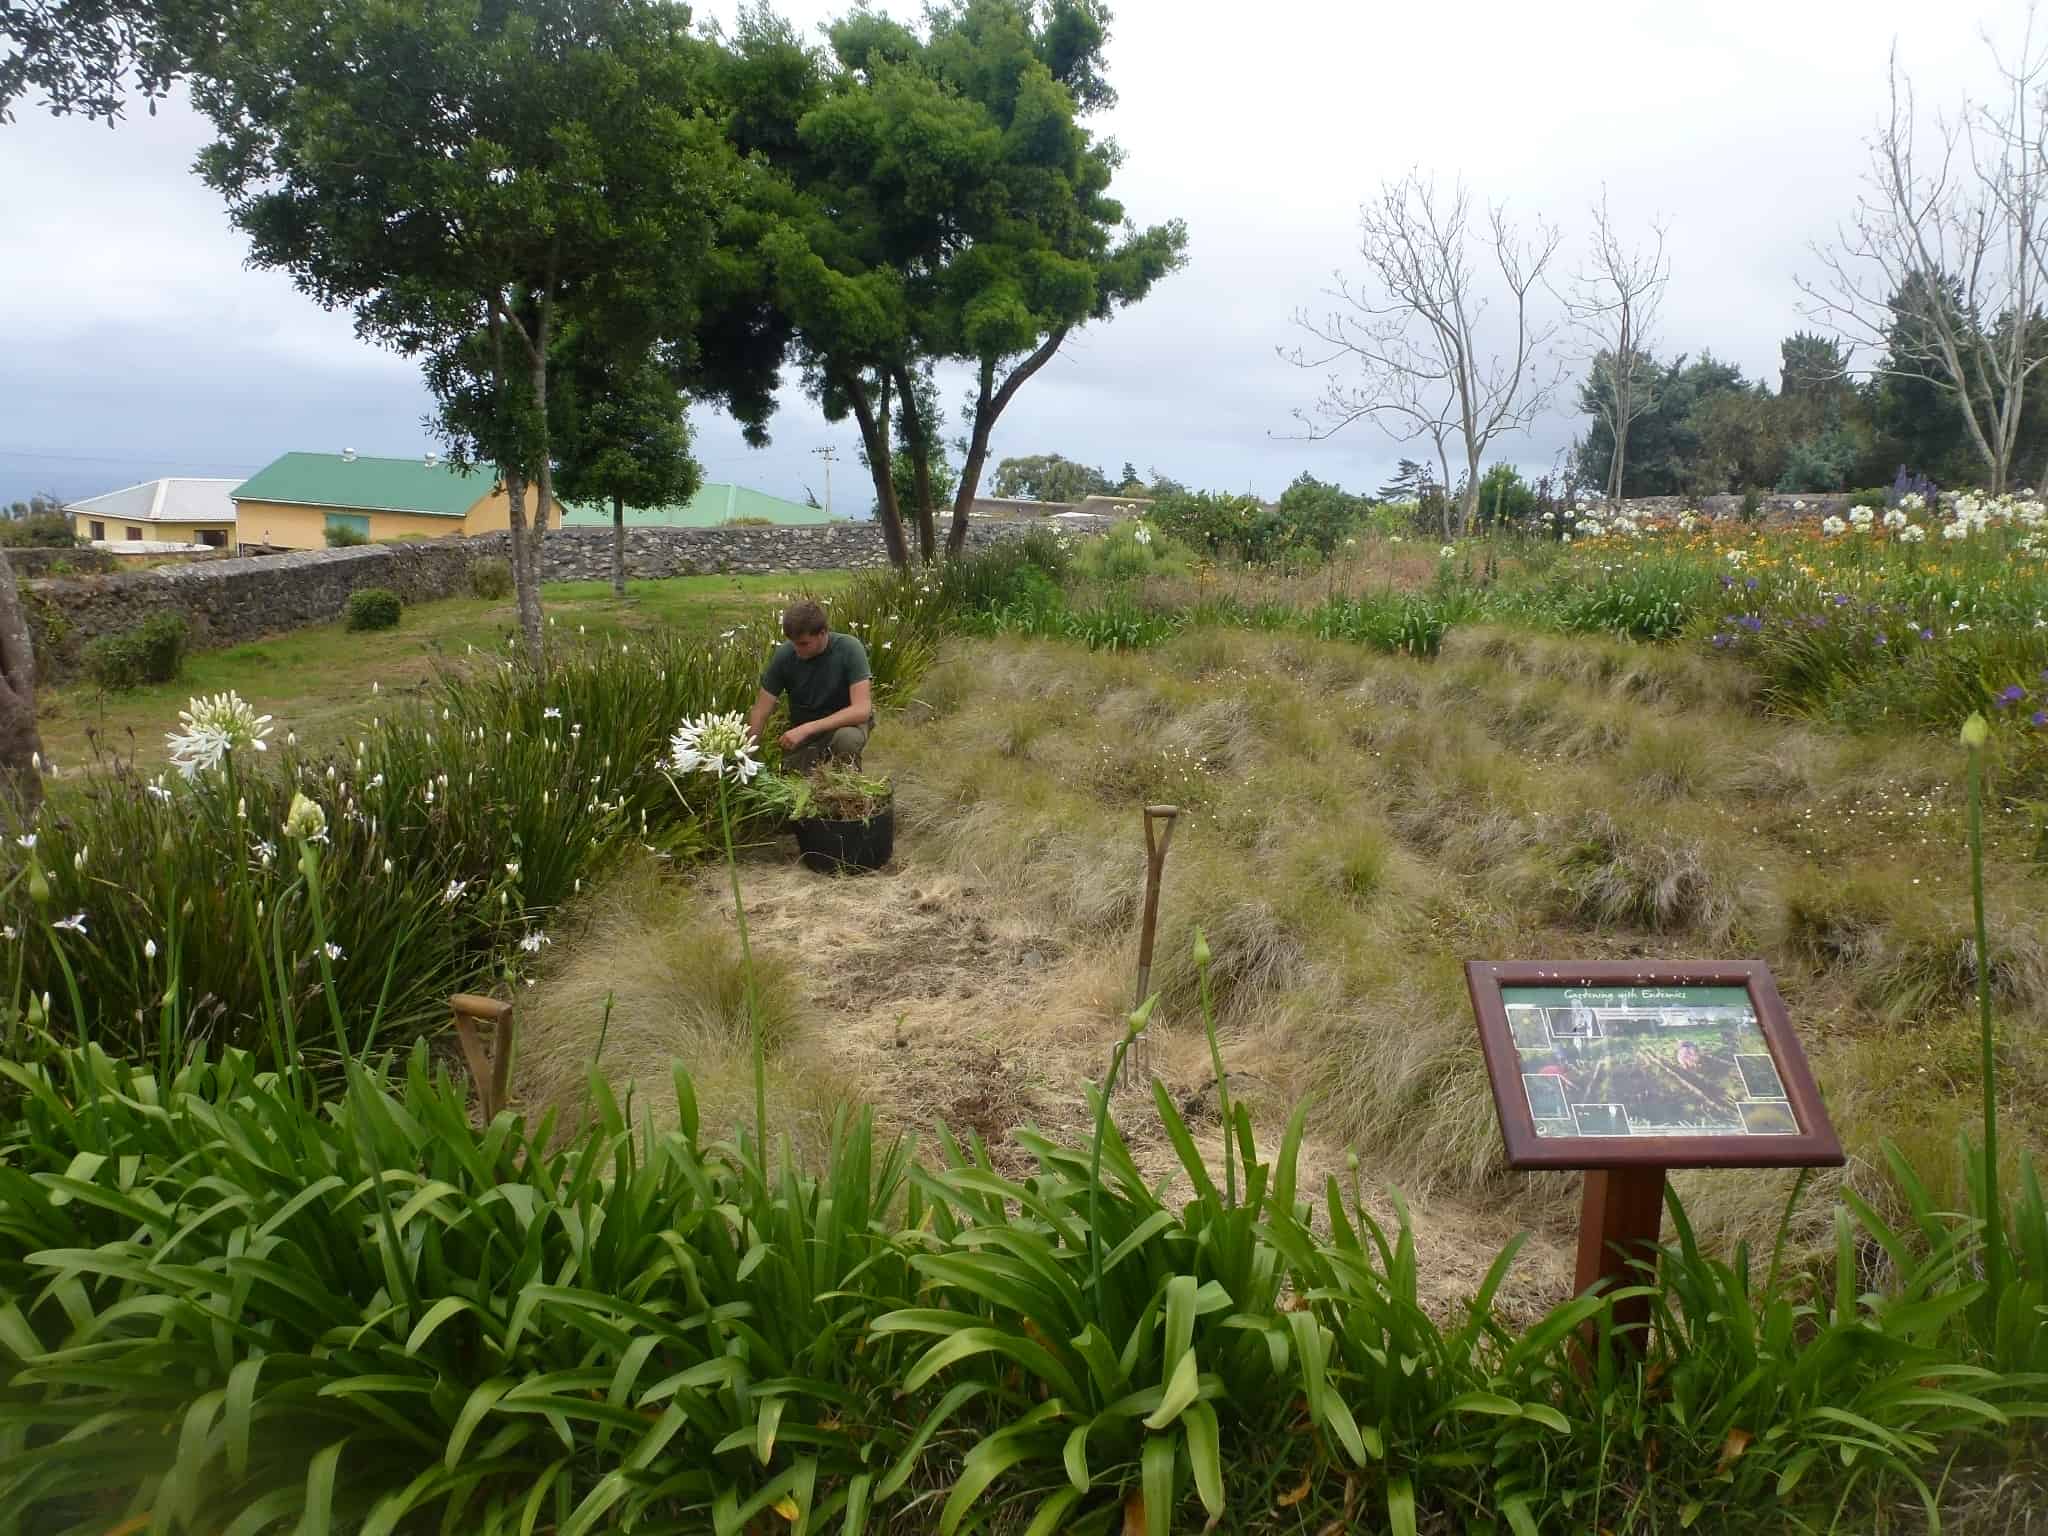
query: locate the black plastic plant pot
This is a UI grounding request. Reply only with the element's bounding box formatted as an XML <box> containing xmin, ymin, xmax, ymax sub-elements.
<box><xmin>794</xmin><ymin>804</ymin><xmax>894</xmax><ymax>874</ymax></box>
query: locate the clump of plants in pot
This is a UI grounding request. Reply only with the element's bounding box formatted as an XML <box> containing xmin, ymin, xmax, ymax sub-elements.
<box><xmin>784</xmin><ymin>762</ymin><xmax>894</xmax><ymax>874</ymax></box>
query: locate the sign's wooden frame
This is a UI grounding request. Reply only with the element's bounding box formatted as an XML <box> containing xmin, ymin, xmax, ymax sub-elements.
<box><xmin>1465</xmin><ymin>960</ymin><xmax>1844</xmax><ymax>1171</ymax></box>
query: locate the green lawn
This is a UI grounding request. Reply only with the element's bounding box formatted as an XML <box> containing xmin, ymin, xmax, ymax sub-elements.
<box><xmin>40</xmin><ymin>570</ymin><xmax>849</xmax><ymax>773</ymax></box>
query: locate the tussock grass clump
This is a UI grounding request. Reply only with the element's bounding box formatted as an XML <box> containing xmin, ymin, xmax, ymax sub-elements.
<box><xmin>514</xmin><ymin>861</ymin><xmax>845</xmax><ymax>1155</ymax></box>
<box><xmin>1784</xmin><ymin>868</ymin><xmax>2048</xmax><ymax>1022</ymax></box>
<box><xmin>1617</xmin><ymin>718</ymin><xmax>1732</xmax><ymax>801</ymax></box>
<box><xmin>1534</xmin><ymin>808</ymin><xmax>1756</xmax><ymax>942</ymax></box>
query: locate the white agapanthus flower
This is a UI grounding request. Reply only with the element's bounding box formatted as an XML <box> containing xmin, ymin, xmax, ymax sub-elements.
<box><xmin>1821</xmin><ymin>515</ymin><xmax>1849</xmax><ymax>535</ymax></box>
<box><xmin>1899</xmin><ymin>492</ymin><xmax>1927</xmax><ymax>513</ymax></box>
<box><xmin>667</xmin><ymin>712</ymin><xmax>761</xmax><ymax>783</ymax></box>
<box><xmin>1131</xmin><ymin>524</ymin><xmax>1153</xmax><ymax>547</ymax></box>
<box><xmin>283</xmin><ymin>792</ymin><xmax>328</xmax><ymax>844</ymax></box>
<box><xmin>1439</xmin><ymin>544</ymin><xmax>1456</xmax><ymax>558</ymax></box>
<box><xmin>519</xmin><ymin>930</ymin><xmax>552</xmax><ymax>953</ymax></box>
<box><xmin>1882</xmin><ymin>509</ymin><xmax>1909</xmax><ymax>529</ymax></box>
<box><xmin>1899</xmin><ymin>524</ymin><xmax>1928</xmax><ymax>544</ymax></box>
<box><xmin>145</xmin><ymin>938</ymin><xmax>157</xmax><ymax>959</ymax></box>
<box><xmin>1848</xmin><ymin>506</ymin><xmax>1875</xmax><ymax>529</ymax></box>
<box><xmin>442</xmin><ymin>878</ymin><xmax>468</xmax><ymax>904</ymax></box>
<box><xmin>166</xmin><ymin>692</ymin><xmax>274</xmax><ymax>779</ymax></box>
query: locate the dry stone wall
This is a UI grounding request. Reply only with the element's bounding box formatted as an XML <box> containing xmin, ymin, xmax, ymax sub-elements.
<box><xmin>23</xmin><ymin>521</ymin><xmax>1040</xmax><ymax>681</ymax></box>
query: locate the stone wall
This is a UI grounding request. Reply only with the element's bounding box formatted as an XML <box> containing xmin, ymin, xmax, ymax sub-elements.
<box><xmin>24</xmin><ymin>520</ymin><xmax>1043</xmax><ymax>682</ymax></box>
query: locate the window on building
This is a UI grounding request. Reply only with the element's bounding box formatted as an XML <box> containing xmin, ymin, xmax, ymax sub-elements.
<box><xmin>89</xmin><ymin>521</ymin><xmax>105</xmax><ymax>541</ymax></box>
<box><xmin>324</xmin><ymin>513</ymin><xmax>372</xmax><ymax>545</ymax></box>
<box><xmin>126</xmin><ymin>526</ymin><xmax>143</xmax><ymax>541</ymax></box>
<box><xmin>199</xmin><ymin>530</ymin><xmax>227</xmax><ymax>549</ymax></box>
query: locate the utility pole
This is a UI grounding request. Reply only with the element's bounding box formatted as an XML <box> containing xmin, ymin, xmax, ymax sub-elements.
<box><xmin>812</xmin><ymin>445</ymin><xmax>838</xmax><ymax>519</ymax></box>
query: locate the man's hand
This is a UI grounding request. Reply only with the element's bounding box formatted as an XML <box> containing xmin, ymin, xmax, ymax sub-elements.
<box><xmin>778</xmin><ymin>724</ymin><xmax>810</xmax><ymax>751</ymax></box>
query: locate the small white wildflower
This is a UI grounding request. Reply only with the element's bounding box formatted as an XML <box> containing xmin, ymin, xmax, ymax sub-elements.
<box><xmin>144</xmin><ymin>937</ymin><xmax>158</xmax><ymax>959</ymax></box>
<box><xmin>53</xmin><ymin>912</ymin><xmax>87</xmax><ymax>934</ymax></box>
<box><xmin>505</xmin><ymin>861</ymin><xmax>521</xmax><ymax>878</ymax></box>
<box><xmin>543</xmin><ymin>706</ymin><xmax>561</xmax><ymax>720</ymax></box>
<box><xmin>72</xmin><ymin>846</ymin><xmax>86</xmax><ymax>872</ymax></box>
<box><xmin>519</xmin><ymin>930</ymin><xmax>551</xmax><ymax>953</ymax></box>
<box><xmin>1</xmin><ymin>925</ymin><xmax>16</xmax><ymax>941</ymax></box>
<box><xmin>442</xmin><ymin>879</ymin><xmax>468</xmax><ymax>904</ymax></box>
<box><xmin>253</xmin><ymin>839</ymin><xmax>276</xmax><ymax>867</ymax></box>
<box><xmin>321</xmin><ymin>942</ymin><xmax>344</xmax><ymax>962</ymax></box>
<box><xmin>14</xmin><ymin>834</ymin><xmax>34</xmax><ymax>851</ymax></box>
<box><xmin>382</xmin><ymin>858</ymin><xmax>394</xmax><ymax>875</ymax></box>
<box><xmin>1439</xmin><ymin>544</ymin><xmax>1456</xmax><ymax>558</ymax></box>
<box><xmin>284</xmin><ymin>792</ymin><xmax>328</xmax><ymax>843</ymax></box>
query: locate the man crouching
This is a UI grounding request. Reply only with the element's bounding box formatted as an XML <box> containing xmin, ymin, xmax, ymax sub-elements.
<box><xmin>747</xmin><ymin>599</ymin><xmax>873</xmax><ymax>771</ymax></box>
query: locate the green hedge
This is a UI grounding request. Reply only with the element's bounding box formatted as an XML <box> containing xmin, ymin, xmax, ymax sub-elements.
<box><xmin>345</xmin><ymin>586</ymin><xmax>402</xmax><ymax>630</ymax></box>
<box><xmin>79</xmin><ymin>610</ymin><xmax>188</xmax><ymax>691</ymax></box>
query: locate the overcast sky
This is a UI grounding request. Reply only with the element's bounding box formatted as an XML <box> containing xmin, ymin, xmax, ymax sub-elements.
<box><xmin>0</xmin><ymin>0</ymin><xmax>2017</xmax><ymax>510</ymax></box>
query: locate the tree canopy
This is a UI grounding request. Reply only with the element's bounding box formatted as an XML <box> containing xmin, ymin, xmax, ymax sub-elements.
<box><xmin>990</xmin><ymin>452</ymin><xmax>1111</xmax><ymax>502</ymax></box>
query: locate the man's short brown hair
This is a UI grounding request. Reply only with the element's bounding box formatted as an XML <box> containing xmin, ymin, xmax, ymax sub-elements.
<box><xmin>782</xmin><ymin>599</ymin><xmax>829</xmax><ymax>639</ymax></box>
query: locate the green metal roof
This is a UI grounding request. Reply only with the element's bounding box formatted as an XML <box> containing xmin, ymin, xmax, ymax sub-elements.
<box><xmin>560</xmin><ymin>482</ymin><xmax>836</xmax><ymax>528</ymax></box>
<box><xmin>231</xmin><ymin>452</ymin><xmax>493</xmax><ymax>517</ymax></box>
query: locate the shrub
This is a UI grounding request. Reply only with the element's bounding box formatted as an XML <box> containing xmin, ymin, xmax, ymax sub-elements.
<box><xmin>1850</xmin><ymin>486</ymin><xmax>1889</xmax><ymax>510</ymax></box>
<box><xmin>345</xmin><ymin>587</ymin><xmax>402</xmax><ymax>631</ymax></box>
<box><xmin>0</xmin><ymin>511</ymin><xmax>80</xmax><ymax>548</ymax></box>
<box><xmin>1080</xmin><ymin>519</ymin><xmax>1190</xmax><ymax>584</ymax></box>
<box><xmin>80</xmin><ymin>611</ymin><xmax>187</xmax><ymax>691</ymax></box>
<box><xmin>466</xmin><ymin>555</ymin><xmax>513</xmax><ymax>599</ymax></box>
<box><xmin>1740</xmin><ymin>486</ymin><xmax>1765</xmax><ymax>523</ymax></box>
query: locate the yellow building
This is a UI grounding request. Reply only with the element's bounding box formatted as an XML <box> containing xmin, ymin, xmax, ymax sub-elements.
<box><xmin>66</xmin><ymin>477</ymin><xmax>240</xmax><ymax>551</ymax></box>
<box><xmin>230</xmin><ymin>450</ymin><xmax>559</xmax><ymax>551</ymax></box>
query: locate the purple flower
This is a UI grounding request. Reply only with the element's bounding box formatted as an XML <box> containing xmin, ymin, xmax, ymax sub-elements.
<box><xmin>2033</xmin><ymin>710</ymin><xmax>2048</xmax><ymax>728</ymax></box>
<box><xmin>1875</xmin><ymin>632</ymin><xmax>1887</xmax><ymax>646</ymax></box>
<box><xmin>1997</xmin><ymin>684</ymin><xmax>2027</xmax><ymax>708</ymax></box>
<box><xmin>1831</xmin><ymin>592</ymin><xmax>1851</xmax><ymax>606</ymax></box>
<box><xmin>1736</xmin><ymin>614</ymin><xmax>1763</xmax><ymax>633</ymax></box>
<box><xmin>1920</xmin><ymin>627</ymin><xmax>1936</xmax><ymax>641</ymax></box>
<box><xmin>1745</xmin><ymin>577</ymin><xmax>1759</xmax><ymax>590</ymax></box>
<box><xmin>1711</xmin><ymin>634</ymin><xmax>1730</xmax><ymax>649</ymax></box>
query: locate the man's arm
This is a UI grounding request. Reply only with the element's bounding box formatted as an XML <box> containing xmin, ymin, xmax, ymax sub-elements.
<box><xmin>782</xmin><ymin>679</ymin><xmax>871</xmax><ymax>745</ymax></box>
<box><xmin>745</xmin><ymin>688</ymin><xmax>779</xmax><ymax>743</ymax></box>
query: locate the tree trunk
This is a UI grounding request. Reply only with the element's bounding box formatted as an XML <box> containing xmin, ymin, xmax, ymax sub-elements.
<box><xmin>842</xmin><ymin>371</ymin><xmax>909</xmax><ymax>569</ymax></box>
<box><xmin>504</xmin><ymin>469</ymin><xmax>546</xmax><ymax>668</ymax></box>
<box><xmin>527</xmin><ymin>281</ymin><xmax>557</xmax><ymax>623</ymax></box>
<box><xmin>488</xmin><ymin>300</ymin><xmax>546</xmax><ymax>669</ymax></box>
<box><xmin>948</xmin><ymin>365</ymin><xmax>996</xmax><ymax>560</ymax></box>
<box><xmin>945</xmin><ymin>329</ymin><xmax>1071</xmax><ymax>558</ymax></box>
<box><xmin>611</xmin><ymin>491</ymin><xmax>626</xmax><ymax>597</ymax></box>
<box><xmin>891</xmin><ymin>364</ymin><xmax>937</xmax><ymax>563</ymax></box>
<box><xmin>0</xmin><ymin>550</ymin><xmax>44</xmax><ymax>819</ymax></box>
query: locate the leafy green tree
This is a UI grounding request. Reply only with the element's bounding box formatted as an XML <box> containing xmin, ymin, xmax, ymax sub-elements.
<box><xmin>708</xmin><ymin>0</ymin><xmax>1183</xmax><ymax>567</ymax></box>
<box><xmin>0</xmin><ymin>0</ymin><xmax>212</xmax><ymax>122</ymax></box>
<box><xmin>551</xmin><ymin>334</ymin><xmax>701</xmax><ymax>597</ymax></box>
<box><xmin>1118</xmin><ymin>460</ymin><xmax>1142</xmax><ymax>493</ymax></box>
<box><xmin>990</xmin><ymin>453</ymin><xmax>1110</xmax><ymax>502</ymax></box>
<box><xmin>190</xmin><ymin>0</ymin><xmax>737</xmax><ymax>664</ymax></box>
<box><xmin>1272</xmin><ymin>472</ymin><xmax>1363</xmax><ymax>553</ymax></box>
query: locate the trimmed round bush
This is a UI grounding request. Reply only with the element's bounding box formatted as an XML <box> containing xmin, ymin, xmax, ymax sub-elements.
<box><xmin>467</xmin><ymin>556</ymin><xmax>513</xmax><ymax>599</ymax></box>
<box><xmin>82</xmin><ymin>611</ymin><xmax>188</xmax><ymax>691</ymax></box>
<box><xmin>346</xmin><ymin>587</ymin><xmax>403</xmax><ymax>632</ymax></box>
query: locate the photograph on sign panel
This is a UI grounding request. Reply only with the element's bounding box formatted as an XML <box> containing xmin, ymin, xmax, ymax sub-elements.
<box><xmin>1501</xmin><ymin>985</ymin><xmax>1800</xmax><ymax>1139</ymax></box>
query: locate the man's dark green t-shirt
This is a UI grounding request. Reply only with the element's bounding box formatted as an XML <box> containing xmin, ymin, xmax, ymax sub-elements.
<box><xmin>760</xmin><ymin>632</ymin><xmax>872</xmax><ymax>728</ymax></box>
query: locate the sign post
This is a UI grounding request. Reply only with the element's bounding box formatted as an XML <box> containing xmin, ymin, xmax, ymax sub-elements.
<box><xmin>1466</xmin><ymin>961</ymin><xmax>1843</xmax><ymax>1351</ymax></box>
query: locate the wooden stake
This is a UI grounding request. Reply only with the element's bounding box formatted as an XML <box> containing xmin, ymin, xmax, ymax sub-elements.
<box><xmin>450</xmin><ymin>993</ymin><xmax>515</xmax><ymax>1120</ymax></box>
<box><xmin>1124</xmin><ymin>805</ymin><xmax>1179</xmax><ymax>1089</ymax></box>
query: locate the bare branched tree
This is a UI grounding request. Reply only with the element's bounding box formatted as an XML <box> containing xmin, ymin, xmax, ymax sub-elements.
<box><xmin>1284</xmin><ymin>172</ymin><xmax>1564</xmax><ymax>536</ymax></box>
<box><xmin>1799</xmin><ymin>21</ymin><xmax>2048</xmax><ymax>493</ymax></box>
<box><xmin>1563</xmin><ymin>190</ymin><xmax>1670</xmax><ymax>503</ymax></box>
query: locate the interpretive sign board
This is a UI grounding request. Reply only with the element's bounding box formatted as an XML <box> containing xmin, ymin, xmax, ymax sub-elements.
<box><xmin>1469</xmin><ymin>961</ymin><xmax>1843</xmax><ymax>1352</ymax></box>
<box><xmin>1467</xmin><ymin>961</ymin><xmax>1843</xmax><ymax>1171</ymax></box>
